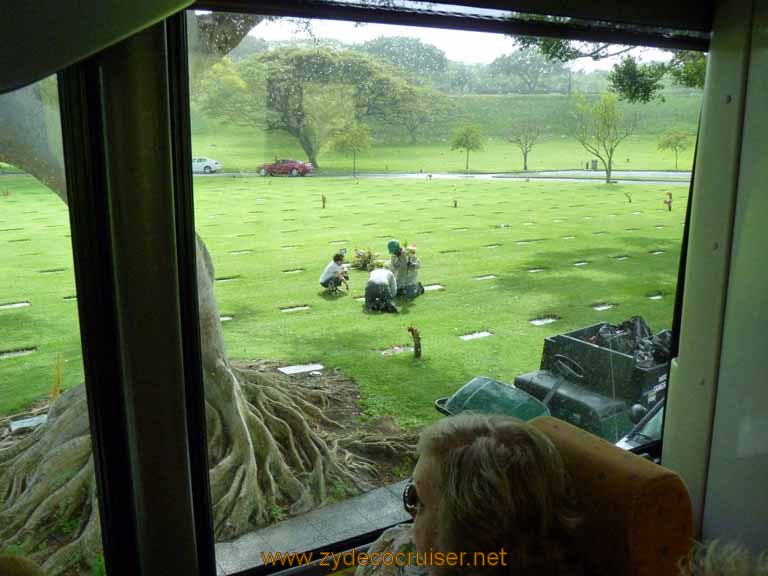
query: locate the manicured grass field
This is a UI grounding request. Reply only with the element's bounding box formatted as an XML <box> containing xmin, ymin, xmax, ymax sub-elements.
<box><xmin>193</xmin><ymin>126</ymin><xmax>696</xmax><ymax>175</ymax></box>
<box><xmin>1</xmin><ymin>174</ymin><xmax>686</xmax><ymax>427</ymax></box>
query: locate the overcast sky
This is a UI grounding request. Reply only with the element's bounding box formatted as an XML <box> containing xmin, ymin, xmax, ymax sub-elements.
<box><xmin>250</xmin><ymin>18</ymin><xmax>671</xmax><ymax>70</ymax></box>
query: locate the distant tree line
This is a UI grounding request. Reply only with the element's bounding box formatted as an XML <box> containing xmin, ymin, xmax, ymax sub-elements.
<box><xmin>193</xmin><ymin>32</ymin><xmax>702</xmax><ymax>171</ymax></box>
<box><xmin>224</xmin><ymin>35</ymin><xmax>617</xmax><ymax>96</ymax></box>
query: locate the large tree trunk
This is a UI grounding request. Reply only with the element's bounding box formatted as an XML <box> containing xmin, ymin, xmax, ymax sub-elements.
<box><xmin>0</xmin><ymin>51</ymin><xmax>414</xmax><ymax>576</ymax></box>
<box><xmin>297</xmin><ymin>128</ymin><xmax>319</xmax><ymax>169</ymax></box>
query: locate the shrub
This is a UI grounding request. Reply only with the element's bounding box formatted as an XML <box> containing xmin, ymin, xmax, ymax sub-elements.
<box><xmin>352</xmin><ymin>248</ymin><xmax>379</xmax><ymax>271</ymax></box>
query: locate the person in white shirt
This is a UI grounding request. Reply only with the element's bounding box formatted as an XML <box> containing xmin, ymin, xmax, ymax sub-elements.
<box><xmin>365</xmin><ymin>261</ymin><xmax>398</xmax><ymax>313</ymax></box>
<box><xmin>319</xmin><ymin>253</ymin><xmax>348</xmax><ymax>293</ymax></box>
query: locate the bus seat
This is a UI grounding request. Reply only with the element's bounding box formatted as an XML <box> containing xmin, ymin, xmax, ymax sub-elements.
<box><xmin>0</xmin><ymin>555</ymin><xmax>46</xmax><ymax>576</ymax></box>
<box><xmin>530</xmin><ymin>416</ymin><xmax>693</xmax><ymax>576</ymax></box>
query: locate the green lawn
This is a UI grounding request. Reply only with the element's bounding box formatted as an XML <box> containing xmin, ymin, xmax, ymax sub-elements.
<box><xmin>1</xmin><ymin>174</ymin><xmax>686</xmax><ymax>426</ymax></box>
<box><xmin>192</xmin><ymin>124</ymin><xmax>696</xmax><ymax>174</ymax></box>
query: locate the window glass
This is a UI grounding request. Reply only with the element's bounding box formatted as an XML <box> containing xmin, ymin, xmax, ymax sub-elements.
<box><xmin>186</xmin><ymin>11</ymin><xmax>701</xmax><ymax>573</ymax></box>
<box><xmin>0</xmin><ymin>77</ymin><xmax>106</xmax><ymax>575</ymax></box>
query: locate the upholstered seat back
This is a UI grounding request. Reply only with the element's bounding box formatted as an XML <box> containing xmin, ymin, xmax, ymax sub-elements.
<box><xmin>531</xmin><ymin>416</ymin><xmax>693</xmax><ymax>576</ymax></box>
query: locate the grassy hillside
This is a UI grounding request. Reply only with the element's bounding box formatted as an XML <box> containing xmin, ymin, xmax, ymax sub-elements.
<box><xmin>452</xmin><ymin>92</ymin><xmax>701</xmax><ymax>138</ymax></box>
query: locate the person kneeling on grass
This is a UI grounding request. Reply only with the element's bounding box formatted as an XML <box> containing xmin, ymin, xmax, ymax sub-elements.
<box><xmin>388</xmin><ymin>239</ymin><xmax>424</xmax><ymax>299</ymax></box>
<box><xmin>319</xmin><ymin>252</ymin><xmax>349</xmax><ymax>293</ymax></box>
<box><xmin>364</xmin><ymin>261</ymin><xmax>398</xmax><ymax>313</ymax></box>
<box><xmin>355</xmin><ymin>414</ymin><xmax>581</xmax><ymax>576</ymax></box>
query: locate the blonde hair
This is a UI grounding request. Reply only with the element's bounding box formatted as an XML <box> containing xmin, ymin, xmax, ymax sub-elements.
<box><xmin>680</xmin><ymin>541</ymin><xmax>768</xmax><ymax>576</ymax></box>
<box><xmin>418</xmin><ymin>414</ymin><xmax>580</xmax><ymax>576</ymax></box>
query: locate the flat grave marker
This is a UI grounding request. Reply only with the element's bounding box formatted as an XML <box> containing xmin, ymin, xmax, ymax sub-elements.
<box><xmin>280</xmin><ymin>305</ymin><xmax>310</xmax><ymax>313</ymax></box>
<box><xmin>229</xmin><ymin>249</ymin><xmax>253</xmax><ymax>255</ymax></box>
<box><xmin>474</xmin><ymin>275</ymin><xmax>496</xmax><ymax>281</ymax></box>
<box><xmin>529</xmin><ymin>317</ymin><xmax>559</xmax><ymax>326</ymax></box>
<box><xmin>0</xmin><ymin>301</ymin><xmax>30</xmax><ymax>310</ymax></box>
<box><xmin>9</xmin><ymin>414</ymin><xmax>48</xmax><ymax>433</ymax></box>
<box><xmin>0</xmin><ymin>346</ymin><xmax>37</xmax><ymax>360</ymax></box>
<box><xmin>278</xmin><ymin>363</ymin><xmax>323</xmax><ymax>375</ymax></box>
<box><xmin>574</xmin><ymin>261</ymin><xmax>588</xmax><ymax>267</ymax></box>
<box><xmin>423</xmin><ymin>284</ymin><xmax>444</xmax><ymax>291</ymax></box>
<box><xmin>380</xmin><ymin>345</ymin><xmax>414</xmax><ymax>356</ymax></box>
<box><xmin>592</xmin><ymin>303</ymin><xmax>615</xmax><ymax>311</ymax></box>
<box><xmin>459</xmin><ymin>331</ymin><xmax>493</xmax><ymax>341</ymax></box>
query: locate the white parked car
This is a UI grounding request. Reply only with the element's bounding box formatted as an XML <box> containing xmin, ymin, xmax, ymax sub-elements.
<box><xmin>192</xmin><ymin>157</ymin><xmax>222</xmax><ymax>174</ymax></box>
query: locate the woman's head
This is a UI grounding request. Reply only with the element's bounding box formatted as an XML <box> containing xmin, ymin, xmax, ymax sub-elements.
<box><xmin>409</xmin><ymin>414</ymin><xmax>579</xmax><ymax>575</ymax></box>
<box><xmin>680</xmin><ymin>541</ymin><xmax>768</xmax><ymax>576</ymax></box>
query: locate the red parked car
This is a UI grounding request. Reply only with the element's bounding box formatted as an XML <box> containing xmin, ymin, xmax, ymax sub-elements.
<box><xmin>259</xmin><ymin>159</ymin><xmax>314</xmax><ymax>177</ymax></box>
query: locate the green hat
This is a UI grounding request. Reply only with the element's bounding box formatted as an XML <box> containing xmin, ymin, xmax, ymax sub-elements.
<box><xmin>387</xmin><ymin>239</ymin><xmax>401</xmax><ymax>254</ymax></box>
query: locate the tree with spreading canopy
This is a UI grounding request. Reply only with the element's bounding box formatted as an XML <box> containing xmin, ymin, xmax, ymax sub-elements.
<box><xmin>387</xmin><ymin>84</ymin><xmax>454</xmax><ymax>143</ymax></box>
<box><xmin>195</xmin><ymin>48</ymin><xmax>412</xmax><ymax>169</ymax></box>
<box><xmin>0</xmin><ymin>14</ymin><xmax>416</xmax><ymax>575</ymax></box>
<box><xmin>657</xmin><ymin>129</ymin><xmax>692</xmax><ymax>169</ymax></box>
<box><xmin>356</xmin><ymin>36</ymin><xmax>448</xmax><ymax>82</ymax></box>
<box><xmin>569</xmin><ymin>93</ymin><xmax>637</xmax><ymax>184</ymax></box>
<box><xmin>508</xmin><ymin>124</ymin><xmax>541</xmax><ymax>171</ymax></box>
<box><xmin>450</xmin><ymin>125</ymin><xmax>484</xmax><ymax>173</ymax></box>
<box><xmin>488</xmin><ymin>49</ymin><xmax>567</xmax><ymax>93</ymax></box>
<box><xmin>330</xmin><ymin>122</ymin><xmax>372</xmax><ymax>176</ymax></box>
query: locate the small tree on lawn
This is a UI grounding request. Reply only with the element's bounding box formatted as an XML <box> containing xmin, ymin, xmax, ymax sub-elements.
<box><xmin>331</xmin><ymin>123</ymin><xmax>372</xmax><ymax>177</ymax></box>
<box><xmin>509</xmin><ymin>124</ymin><xmax>541</xmax><ymax>171</ymax></box>
<box><xmin>570</xmin><ymin>93</ymin><xmax>636</xmax><ymax>183</ymax></box>
<box><xmin>451</xmin><ymin>125</ymin><xmax>484</xmax><ymax>173</ymax></box>
<box><xmin>657</xmin><ymin>130</ymin><xmax>692</xmax><ymax>169</ymax></box>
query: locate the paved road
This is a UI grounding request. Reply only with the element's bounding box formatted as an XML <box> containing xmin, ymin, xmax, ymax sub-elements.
<box><xmin>198</xmin><ymin>169</ymin><xmax>691</xmax><ymax>185</ymax></box>
<box><xmin>3</xmin><ymin>169</ymin><xmax>692</xmax><ymax>185</ymax></box>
